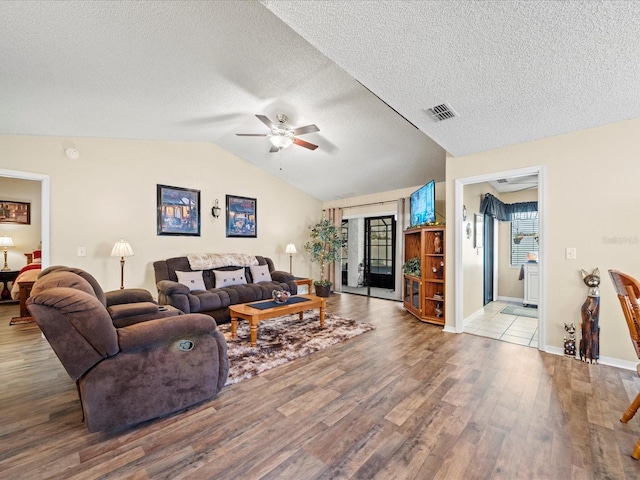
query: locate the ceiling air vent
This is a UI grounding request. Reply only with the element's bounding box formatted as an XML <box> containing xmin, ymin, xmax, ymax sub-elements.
<box><xmin>425</xmin><ymin>103</ymin><xmax>458</xmax><ymax>122</ymax></box>
<box><xmin>497</xmin><ymin>179</ymin><xmax>508</xmax><ymax>183</ymax></box>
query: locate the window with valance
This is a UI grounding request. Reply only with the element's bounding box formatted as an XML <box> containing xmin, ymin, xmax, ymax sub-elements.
<box><xmin>480</xmin><ymin>193</ymin><xmax>538</xmax><ymax>266</ymax></box>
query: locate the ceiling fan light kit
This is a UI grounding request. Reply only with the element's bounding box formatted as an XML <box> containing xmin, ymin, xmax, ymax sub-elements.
<box><xmin>237</xmin><ymin>114</ymin><xmax>319</xmax><ymax>153</ymax></box>
<box><xmin>269</xmin><ymin>133</ymin><xmax>294</xmax><ymax>150</ymax></box>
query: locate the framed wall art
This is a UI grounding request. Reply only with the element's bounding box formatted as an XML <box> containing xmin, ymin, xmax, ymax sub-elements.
<box><xmin>226</xmin><ymin>195</ymin><xmax>256</xmax><ymax>238</ymax></box>
<box><xmin>157</xmin><ymin>184</ymin><xmax>201</xmax><ymax>236</ymax></box>
<box><xmin>0</xmin><ymin>201</ymin><xmax>30</xmax><ymax>225</ymax></box>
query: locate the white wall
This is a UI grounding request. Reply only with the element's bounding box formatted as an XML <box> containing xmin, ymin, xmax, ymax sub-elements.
<box><xmin>0</xmin><ymin>135</ymin><xmax>322</xmax><ymax>293</ymax></box>
<box><xmin>447</xmin><ymin>117</ymin><xmax>640</xmax><ymax>366</ymax></box>
<box><xmin>0</xmin><ymin>177</ymin><xmax>41</xmax><ymax>269</ymax></box>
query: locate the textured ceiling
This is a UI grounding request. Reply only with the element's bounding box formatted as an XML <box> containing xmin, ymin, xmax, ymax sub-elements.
<box><xmin>263</xmin><ymin>0</ymin><xmax>640</xmax><ymax>157</ymax></box>
<box><xmin>2</xmin><ymin>1</ymin><xmax>639</xmax><ymax>200</ymax></box>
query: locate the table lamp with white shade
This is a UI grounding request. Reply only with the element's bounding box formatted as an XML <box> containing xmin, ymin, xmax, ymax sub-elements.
<box><xmin>0</xmin><ymin>236</ymin><xmax>14</xmax><ymax>271</ymax></box>
<box><xmin>110</xmin><ymin>239</ymin><xmax>134</xmax><ymax>289</ymax></box>
<box><xmin>285</xmin><ymin>243</ymin><xmax>297</xmax><ymax>274</ymax></box>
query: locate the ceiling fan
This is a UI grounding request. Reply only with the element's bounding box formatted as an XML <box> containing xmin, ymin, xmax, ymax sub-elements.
<box><xmin>236</xmin><ymin>114</ymin><xmax>319</xmax><ymax>153</ymax></box>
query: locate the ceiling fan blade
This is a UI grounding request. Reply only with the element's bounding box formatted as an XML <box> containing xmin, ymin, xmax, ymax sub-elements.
<box><xmin>256</xmin><ymin>114</ymin><xmax>275</xmax><ymax>130</ymax></box>
<box><xmin>292</xmin><ymin>124</ymin><xmax>319</xmax><ymax>136</ymax></box>
<box><xmin>293</xmin><ymin>137</ymin><xmax>319</xmax><ymax>150</ymax></box>
<box><xmin>236</xmin><ymin>133</ymin><xmax>268</xmax><ymax>136</ymax></box>
<box><xmin>269</xmin><ymin>145</ymin><xmax>280</xmax><ymax>153</ymax></box>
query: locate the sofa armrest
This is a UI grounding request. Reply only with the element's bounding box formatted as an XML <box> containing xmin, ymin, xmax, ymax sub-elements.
<box><xmin>157</xmin><ymin>280</ymin><xmax>190</xmax><ymax>296</ymax></box>
<box><xmin>117</xmin><ymin>314</ymin><xmax>218</xmax><ymax>352</ymax></box>
<box><xmin>105</xmin><ymin>288</ymin><xmax>155</xmax><ymax>307</ymax></box>
<box><xmin>271</xmin><ymin>270</ymin><xmax>294</xmax><ymax>283</ymax></box>
<box><xmin>156</xmin><ymin>280</ymin><xmax>192</xmax><ymax>313</ymax></box>
<box><xmin>108</xmin><ymin>301</ymin><xmax>159</xmax><ymax>321</ymax></box>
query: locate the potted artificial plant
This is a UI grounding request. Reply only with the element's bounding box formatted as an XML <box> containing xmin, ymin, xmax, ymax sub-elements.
<box><xmin>402</xmin><ymin>257</ymin><xmax>421</xmax><ymax>277</ymax></box>
<box><xmin>304</xmin><ymin>218</ymin><xmax>343</xmax><ymax>297</ymax></box>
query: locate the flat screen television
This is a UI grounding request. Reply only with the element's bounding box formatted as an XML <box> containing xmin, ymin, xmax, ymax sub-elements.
<box><xmin>410</xmin><ymin>180</ymin><xmax>435</xmax><ymax>227</ymax></box>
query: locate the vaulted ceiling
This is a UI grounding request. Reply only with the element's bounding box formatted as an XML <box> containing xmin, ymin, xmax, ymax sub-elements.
<box><xmin>2</xmin><ymin>1</ymin><xmax>638</xmax><ymax>200</ymax></box>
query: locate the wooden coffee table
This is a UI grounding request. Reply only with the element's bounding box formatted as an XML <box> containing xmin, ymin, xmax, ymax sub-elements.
<box><xmin>229</xmin><ymin>294</ymin><xmax>326</xmax><ymax>347</ymax></box>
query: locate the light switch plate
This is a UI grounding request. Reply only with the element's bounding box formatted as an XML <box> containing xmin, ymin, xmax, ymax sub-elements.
<box><xmin>565</xmin><ymin>247</ymin><xmax>576</xmax><ymax>260</ymax></box>
<box><xmin>77</xmin><ymin>247</ymin><xmax>86</xmax><ymax>257</ymax></box>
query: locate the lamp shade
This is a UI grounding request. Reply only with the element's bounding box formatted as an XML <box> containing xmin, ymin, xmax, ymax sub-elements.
<box><xmin>0</xmin><ymin>236</ymin><xmax>14</xmax><ymax>248</ymax></box>
<box><xmin>269</xmin><ymin>134</ymin><xmax>294</xmax><ymax>150</ymax></box>
<box><xmin>110</xmin><ymin>239</ymin><xmax>134</xmax><ymax>257</ymax></box>
<box><xmin>285</xmin><ymin>243</ymin><xmax>297</xmax><ymax>254</ymax></box>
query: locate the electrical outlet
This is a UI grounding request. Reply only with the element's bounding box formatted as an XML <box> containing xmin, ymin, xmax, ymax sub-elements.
<box><xmin>77</xmin><ymin>247</ymin><xmax>86</xmax><ymax>257</ymax></box>
<box><xmin>565</xmin><ymin>247</ymin><xmax>576</xmax><ymax>260</ymax></box>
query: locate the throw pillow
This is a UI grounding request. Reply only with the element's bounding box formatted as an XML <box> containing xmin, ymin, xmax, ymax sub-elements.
<box><xmin>214</xmin><ymin>268</ymin><xmax>247</xmax><ymax>287</ymax></box>
<box><xmin>176</xmin><ymin>270</ymin><xmax>206</xmax><ymax>291</ymax></box>
<box><xmin>249</xmin><ymin>264</ymin><xmax>272</xmax><ymax>283</ymax></box>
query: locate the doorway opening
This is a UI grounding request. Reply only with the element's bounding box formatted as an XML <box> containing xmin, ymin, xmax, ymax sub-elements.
<box><xmin>0</xmin><ymin>169</ymin><xmax>50</xmax><ymax>267</ymax></box>
<box><xmin>454</xmin><ymin>166</ymin><xmax>545</xmax><ymax>349</ymax></box>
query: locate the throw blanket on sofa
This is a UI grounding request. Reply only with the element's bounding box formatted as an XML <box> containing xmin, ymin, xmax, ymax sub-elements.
<box><xmin>187</xmin><ymin>253</ymin><xmax>259</xmax><ymax>270</ymax></box>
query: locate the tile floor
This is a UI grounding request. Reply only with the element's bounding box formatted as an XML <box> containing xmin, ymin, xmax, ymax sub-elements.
<box><xmin>464</xmin><ymin>300</ymin><xmax>539</xmax><ymax>348</ymax></box>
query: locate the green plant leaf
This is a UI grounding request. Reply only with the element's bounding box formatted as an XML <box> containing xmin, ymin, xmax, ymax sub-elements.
<box><xmin>304</xmin><ymin>218</ymin><xmax>344</xmax><ymax>283</ymax></box>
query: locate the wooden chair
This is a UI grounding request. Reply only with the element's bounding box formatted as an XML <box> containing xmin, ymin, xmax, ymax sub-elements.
<box><xmin>608</xmin><ymin>269</ymin><xmax>640</xmax><ymax>459</ymax></box>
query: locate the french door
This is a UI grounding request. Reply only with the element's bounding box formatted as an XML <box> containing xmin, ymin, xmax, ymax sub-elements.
<box><xmin>363</xmin><ymin>216</ymin><xmax>396</xmax><ymax>292</ymax></box>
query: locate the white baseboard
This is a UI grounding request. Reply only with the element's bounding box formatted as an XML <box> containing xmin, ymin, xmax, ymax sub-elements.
<box><xmin>463</xmin><ymin>307</ymin><xmax>486</xmax><ymax>326</ymax></box>
<box><xmin>544</xmin><ymin>345</ymin><xmax>637</xmax><ymax>371</ymax></box>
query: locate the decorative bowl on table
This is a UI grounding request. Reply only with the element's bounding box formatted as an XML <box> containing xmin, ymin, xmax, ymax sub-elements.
<box><xmin>272</xmin><ymin>290</ymin><xmax>290</xmax><ymax>304</ymax></box>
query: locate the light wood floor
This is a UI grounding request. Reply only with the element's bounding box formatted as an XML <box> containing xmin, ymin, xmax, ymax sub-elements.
<box><xmin>1</xmin><ymin>295</ymin><xmax>640</xmax><ymax>479</ymax></box>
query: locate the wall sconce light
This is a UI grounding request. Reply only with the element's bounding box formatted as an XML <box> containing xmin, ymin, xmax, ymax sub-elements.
<box><xmin>211</xmin><ymin>199</ymin><xmax>221</xmax><ymax>218</ymax></box>
<box><xmin>285</xmin><ymin>243</ymin><xmax>297</xmax><ymax>274</ymax></box>
<box><xmin>110</xmin><ymin>239</ymin><xmax>134</xmax><ymax>289</ymax></box>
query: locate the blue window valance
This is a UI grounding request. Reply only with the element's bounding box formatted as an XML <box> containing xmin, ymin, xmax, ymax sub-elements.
<box><xmin>480</xmin><ymin>193</ymin><xmax>537</xmax><ymax>221</ymax></box>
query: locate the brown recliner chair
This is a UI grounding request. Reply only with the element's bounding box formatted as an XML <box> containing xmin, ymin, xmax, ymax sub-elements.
<box><xmin>27</xmin><ymin>269</ymin><xmax>229</xmax><ymax>432</ymax></box>
<box><xmin>608</xmin><ymin>269</ymin><xmax>640</xmax><ymax>459</ymax></box>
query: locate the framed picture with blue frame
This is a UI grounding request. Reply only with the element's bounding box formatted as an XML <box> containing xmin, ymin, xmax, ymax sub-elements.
<box><xmin>157</xmin><ymin>184</ymin><xmax>201</xmax><ymax>236</ymax></box>
<box><xmin>226</xmin><ymin>195</ymin><xmax>256</xmax><ymax>238</ymax></box>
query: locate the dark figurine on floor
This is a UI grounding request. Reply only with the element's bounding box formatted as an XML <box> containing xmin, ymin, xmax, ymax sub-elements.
<box><xmin>564</xmin><ymin>322</ymin><xmax>576</xmax><ymax>358</ymax></box>
<box><xmin>579</xmin><ymin>268</ymin><xmax>600</xmax><ymax>363</ymax></box>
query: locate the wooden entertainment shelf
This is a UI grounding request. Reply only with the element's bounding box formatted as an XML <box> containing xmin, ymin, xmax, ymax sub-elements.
<box><xmin>403</xmin><ymin>226</ymin><xmax>445</xmax><ymax>326</ymax></box>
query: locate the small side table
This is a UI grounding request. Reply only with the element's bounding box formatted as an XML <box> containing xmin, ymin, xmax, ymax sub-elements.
<box><xmin>0</xmin><ymin>270</ymin><xmax>19</xmax><ymax>301</ymax></box>
<box><xmin>293</xmin><ymin>277</ymin><xmax>313</xmax><ymax>295</ymax></box>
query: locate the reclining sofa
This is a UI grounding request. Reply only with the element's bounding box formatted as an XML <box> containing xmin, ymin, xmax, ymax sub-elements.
<box><xmin>27</xmin><ymin>267</ymin><xmax>229</xmax><ymax>432</ymax></box>
<box><xmin>153</xmin><ymin>253</ymin><xmax>297</xmax><ymax>323</ymax></box>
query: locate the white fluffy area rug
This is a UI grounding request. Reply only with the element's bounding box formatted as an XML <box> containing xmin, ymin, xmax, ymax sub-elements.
<box><xmin>218</xmin><ymin>311</ymin><xmax>375</xmax><ymax>386</ymax></box>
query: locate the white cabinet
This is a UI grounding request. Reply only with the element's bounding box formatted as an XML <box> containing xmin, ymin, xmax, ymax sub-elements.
<box><xmin>523</xmin><ymin>262</ymin><xmax>539</xmax><ymax>307</ymax></box>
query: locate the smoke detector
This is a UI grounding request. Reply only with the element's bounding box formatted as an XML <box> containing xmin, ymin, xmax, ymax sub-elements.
<box><xmin>65</xmin><ymin>147</ymin><xmax>80</xmax><ymax>160</ymax></box>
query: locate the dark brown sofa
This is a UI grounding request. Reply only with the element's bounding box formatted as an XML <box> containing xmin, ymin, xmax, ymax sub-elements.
<box><xmin>27</xmin><ymin>268</ymin><xmax>228</xmax><ymax>432</ymax></box>
<box><xmin>153</xmin><ymin>255</ymin><xmax>297</xmax><ymax>323</ymax></box>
